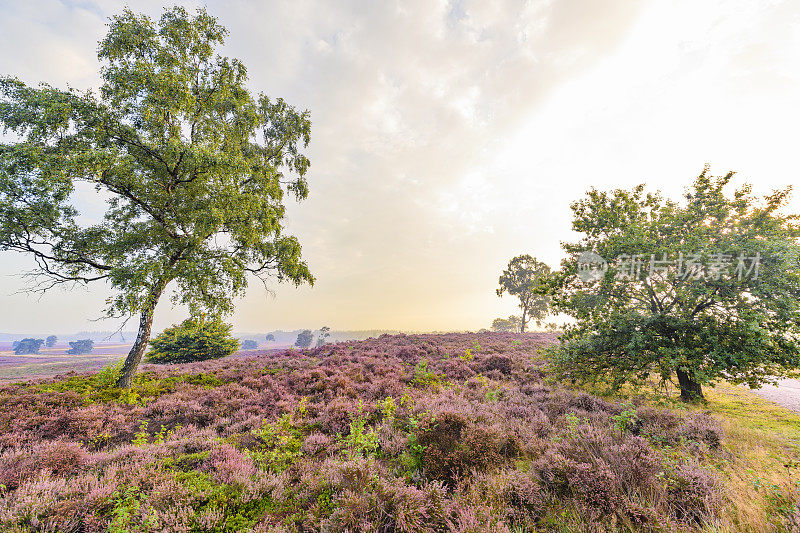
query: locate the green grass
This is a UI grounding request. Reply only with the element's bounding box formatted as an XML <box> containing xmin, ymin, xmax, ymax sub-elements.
<box><xmin>697</xmin><ymin>384</ymin><xmax>800</xmax><ymax>532</ymax></box>
<box><xmin>705</xmin><ymin>383</ymin><xmax>800</xmax><ymax>448</ymax></box>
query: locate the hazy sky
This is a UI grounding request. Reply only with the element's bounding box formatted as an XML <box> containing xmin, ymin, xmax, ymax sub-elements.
<box><xmin>1</xmin><ymin>0</ymin><xmax>799</xmax><ymax>334</ymax></box>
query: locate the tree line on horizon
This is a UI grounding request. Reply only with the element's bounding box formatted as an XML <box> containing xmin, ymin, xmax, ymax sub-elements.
<box><xmin>10</xmin><ymin>336</ymin><xmax>95</xmax><ymax>355</ymax></box>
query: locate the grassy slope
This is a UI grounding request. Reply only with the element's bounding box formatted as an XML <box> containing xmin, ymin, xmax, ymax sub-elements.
<box><xmin>702</xmin><ymin>384</ymin><xmax>800</xmax><ymax>531</ymax></box>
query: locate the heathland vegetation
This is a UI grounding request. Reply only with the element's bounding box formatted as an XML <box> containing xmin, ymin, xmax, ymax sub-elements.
<box><xmin>0</xmin><ymin>333</ymin><xmax>798</xmax><ymax>531</ymax></box>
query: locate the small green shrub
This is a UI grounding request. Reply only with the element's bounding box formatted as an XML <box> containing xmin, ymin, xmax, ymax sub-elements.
<box><xmin>461</xmin><ymin>341</ymin><xmax>481</xmax><ymax>361</ymax></box>
<box><xmin>36</xmin><ymin>366</ymin><xmax>224</xmax><ymax>407</ymax></box>
<box><xmin>377</xmin><ymin>396</ymin><xmax>397</xmax><ymax>423</ymax></box>
<box><xmin>250</xmin><ymin>414</ymin><xmax>304</xmax><ymax>473</ymax></box>
<box><xmin>132</xmin><ymin>421</ymin><xmax>150</xmax><ymax>446</ymax></box>
<box><xmin>611</xmin><ymin>405</ymin><xmax>639</xmax><ymax>433</ymax></box>
<box><xmin>96</xmin><ymin>362</ymin><xmax>123</xmax><ymax>389</ymax></box>
<box><xmin>485</xmin><ymin>386</ymin><xmax>501</xmax><ymax>402</ymax></box>
<box><xmin>146</xmin><ymin>317</ymin><xmax>239</xmax><ymax>364</ymax></box>
<box><xmin>398</xmin><ymin>431</ymin><xmax>427</xmax><ymax>478</ymax></box>
<box><xmin>339</xmin><ymin>401</ymin><xmax>379</xmax><ymax>458</ymax></box>
<box><xmin>555</xmin><ymin>412</ymin><xmax>588</xmax><ymax>441</ymax></box>
<box><xmin>162</xmin><ymin>451</ymin><xmax>210</xmax><ymax>472</ymax></box>
<box><xmin>108</xmin><ymin>487</ymin><xmax>158</xmax><ymax>533</ymax></box>
<box><xmin>411</xmin><ymin>359</ymin><xmax>443</xmax><ymax>389</ymax></box>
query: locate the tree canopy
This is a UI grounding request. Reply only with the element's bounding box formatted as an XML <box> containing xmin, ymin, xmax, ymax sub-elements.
<box><xmin>491</xmin><ymin>316</ymin><xmax>521</xmax><ymax>332</ymax></box>
<box><xmin>295</xmin><ymin>329</ymin><xmax>313</xmax><ymax>349</ymax></box>
<box><xmin>552</xmin><ymin>168</ymin><xmax>800</xmax><ymax>400</ymax></box>
<box><xmin>0</xmin><ymin>7</ymin><xmax>314</xmax><ymax>386</ymax></box>
<box><xmin>13</xmin><ymin>338</ymin><xmax>43</xmax><ymax>355</ymax></box>
<box><xmin>497</xmin><ymin>255</ymin><xmax>551</xmax><ymax>332</ymax></box>
<box><xmin>67</xmin><ymin>339</ymin><xmax>94</xmax><ymax>355</ymax></box>
<box><xmin>241</xmin><ymin>339</ymin><xmax>258</xmax><ymax>350</ymax></box>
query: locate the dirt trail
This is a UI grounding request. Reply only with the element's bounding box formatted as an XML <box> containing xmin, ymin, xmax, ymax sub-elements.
<box><xmin>751</xmin><ymin>378</ymin><xmax>800</xmax><ymax>412</ymax></box>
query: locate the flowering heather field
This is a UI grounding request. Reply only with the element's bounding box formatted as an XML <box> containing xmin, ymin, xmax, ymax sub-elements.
<box><xmin>0</xmin><ymin>332</ymin><xmax>745</xmax><ymax>531</ymax></box>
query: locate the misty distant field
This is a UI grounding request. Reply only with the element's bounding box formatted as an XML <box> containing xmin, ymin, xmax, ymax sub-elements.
<box><xmin>0</xmin><ymin>344</ymin><xmax>276</xmax><ymax>383</ymax></box>
<box><xmin>0</xmin><ymin>343</ymin><xmax>130</xmax><ymax>383</ymax></box>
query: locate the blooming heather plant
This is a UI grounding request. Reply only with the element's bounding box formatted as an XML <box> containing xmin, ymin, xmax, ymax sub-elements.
<box><xmin>0</xmin><ymin>332</ymin><xmax>734</xmax><ymax>531</ymax></box>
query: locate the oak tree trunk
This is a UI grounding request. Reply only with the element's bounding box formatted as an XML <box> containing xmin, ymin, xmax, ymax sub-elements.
<box><xmin>676</xmin><ymin>367</ymin><xmax>704</xmax><ymax>402</ymax></box>
<box><xmin>115</xmin><ymin>282</ymin><xmax>166</xmax><ymax>388</ymax></box>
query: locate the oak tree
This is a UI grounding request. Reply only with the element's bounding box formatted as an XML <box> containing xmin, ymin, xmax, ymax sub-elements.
<box><xmin>13</xmin><ymin>338</ymin><xmax>43</xmax><ymax>355</ymax></box>
<box><xmin>67</xmin><ymin>339</ymin><xmax>94</xmax><ymax>355</ymax></box>
<box><xmin>552</xmin><ymin>168</ymin><xmax>800</xmax><ymax>401</ymax></box>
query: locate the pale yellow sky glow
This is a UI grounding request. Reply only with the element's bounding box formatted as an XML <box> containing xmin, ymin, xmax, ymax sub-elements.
<box><xmin>1</xmin><ymin>0</ymin><xmax>799</xmax><ymax>334</ymax></box>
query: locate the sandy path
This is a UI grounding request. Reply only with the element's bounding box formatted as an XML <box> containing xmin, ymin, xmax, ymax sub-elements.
<box><xmin>751</xmin><ymin>378</ymin><xmax>800</xmax><ymax>412</ymax></box>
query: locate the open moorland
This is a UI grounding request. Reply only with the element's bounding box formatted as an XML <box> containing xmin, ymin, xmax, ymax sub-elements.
<box><xmin>0</xmin><ymin>344</ymin><xmax>130</xmax><ymax>384</ymax></box>
<box><xmin>0</xmin><ymin>332</ymin><xmax>798</xmax><ymax>532</ymax></box>
<box><xmin>0</xmin><ymin>344</ymin><xmax>270</xmax><ymax>384</ymax></box>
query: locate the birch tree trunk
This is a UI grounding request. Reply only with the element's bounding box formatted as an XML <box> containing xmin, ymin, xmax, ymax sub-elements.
<box><xmin>116</xmin><ymin>281</ymin><xmax>166</xmax><ymax>388</ymax></box>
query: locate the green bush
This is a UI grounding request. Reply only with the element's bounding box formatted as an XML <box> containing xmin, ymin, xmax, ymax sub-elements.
<box><xmin>339</xmin><ymin>401</ymin><xmax>379</xmax><ymax>458</ymax></box>
<box><xmin>249</xmin><ymin>414</ymin><xmax>304</xmax><ymax>473</ymax></box>
<box><xmin>146</xmin><ymin>317</ymin><xmax>239</xmax><ymax>364</ymax></box>
<box><xmin>411</xmin><ymin>358</ymin><xmax>444</xmax><ymax>389</ymax></box>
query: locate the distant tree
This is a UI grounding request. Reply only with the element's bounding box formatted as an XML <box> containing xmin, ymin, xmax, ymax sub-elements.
<box><xmin>265</xmin><ymin>334</ymin><xmax>276</xmax><ymax>342</ymax></box>
<box><xmin>295</xmin><ymin>329</ymin><xmax>313</xmax><ymax>349</ymax></box>
<box><xmin>14</xmin><ymin>338</ymin><xmax>44</xmax><ymax>355</ymax></box>
<box><xmin>147</xmin><ymin>317</ymin><xmax>238</xmax><ymax>364</ymax></box>
<box><xmin>11</xmin><ymin>341</ymin><xmax>19</xmax><ymax>350</ymax></box>
<box><xmin>497</xmin><ymin>256</ymin><xmax>551</xmax><ymax>332</ymax></box>
<box><xmin>315</xmin><ymin>326</ymin><xmax>331</xmax><ymax>347</ymax></box>
<box><xmin>0</xmin><ymin>7</ymin><xmax>314</xmax><ymax>387</ymax></box>
<box><xmin>242</xmin><ymin>339</ymin><xmax>258</xmax><ymax>350</ymax></box>
<box><xmin>491</xmin><ymin>316</ymin><xmax>521</xmax><ymax>332</ymax></box>
<box><xmin>45</xmin><ymin>335</ymin><xmax>57</xmax><ymax>347</ymax></box>
<box><xmin>552</xmin><ymin>170</ymin><xmax>800</xmax><ymax>401</ymax></box>
<box><xmin>67</xmin><ymin>339</ymin><xmax>94</xmax><ymax>355</ymax></box>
